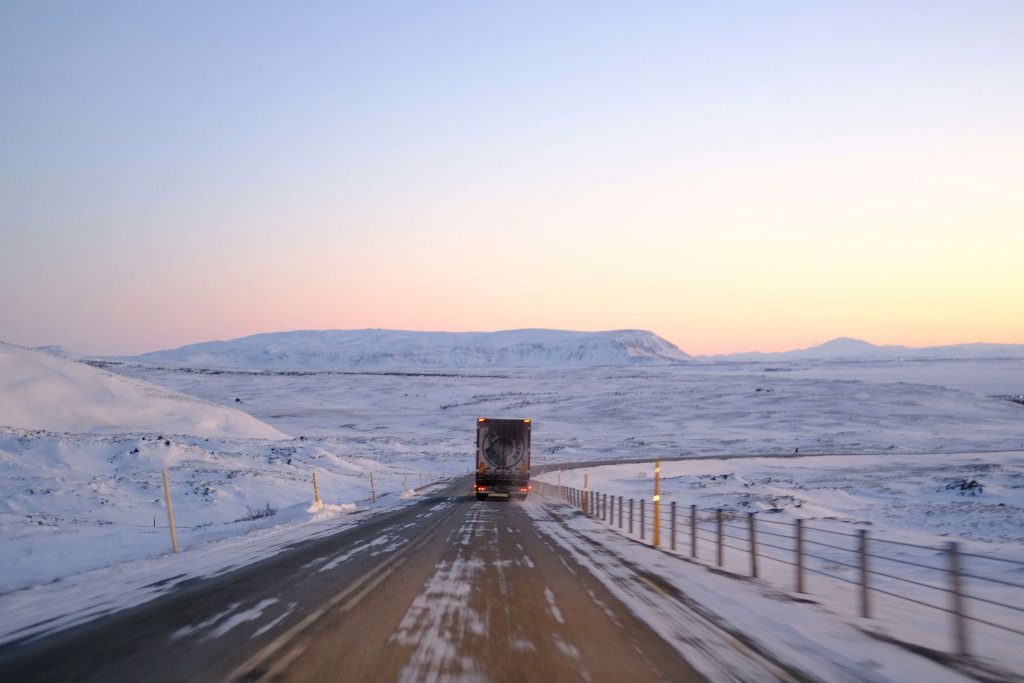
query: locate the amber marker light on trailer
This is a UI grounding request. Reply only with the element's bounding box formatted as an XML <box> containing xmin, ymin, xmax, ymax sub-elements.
<box><xmin>478</xmin><ymin>418</ymin><xmax>485</xmax><ymax>422</ymax></box>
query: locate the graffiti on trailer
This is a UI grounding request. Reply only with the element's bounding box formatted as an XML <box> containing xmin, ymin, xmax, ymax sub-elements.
<box><xmin>482</xmin><ymin>430</ymin><xmax>526</xmax><ymax>470</ymax></box>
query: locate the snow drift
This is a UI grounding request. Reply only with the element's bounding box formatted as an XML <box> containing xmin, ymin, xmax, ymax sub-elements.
<box><xmin>120</xmin><ymin>329</ymin><xmax>692</xmax><ymax>369</ymax></box>
<box><xmin>0</xmin><ymin>342</ymin><xmax>288</xmax><ymax>439</ymax></box>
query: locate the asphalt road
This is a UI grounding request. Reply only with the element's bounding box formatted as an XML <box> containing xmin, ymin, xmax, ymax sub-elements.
<box><xmin>0</xmin><ymin>478</ymin><xmax>705</xmax><ymax>683</ymax></box>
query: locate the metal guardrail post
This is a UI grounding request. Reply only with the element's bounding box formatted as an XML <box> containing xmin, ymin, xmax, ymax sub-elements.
<box><xmin>619</xmin><ymin>496</ymin><xmax>623</xmax><ymax>528</ymax></box>
<box><xmin>671</xmin><ymin>502</ymin><xmax>677</xmax><ymax>551</ymax></box>
<box><xmin>859</xmin><ymin>529</ymin><xmax>870</xmax><ymax>618</ymax></box>
<box><xmin>716</xmin><ymin>509</ymin><xmax>723</xmax><ymax>567</ymax></box>
<box><xmin>629</xmin><ymin>499</ymin><xmax>634</xmax><ymax>535</ymax></box>
<box><xmin>690</xmin><ymin>504</ymin><xmax>697</xmax><ymax>558</ymax></box>
<box><xmin>653</xmin><ymin>460</ymin><xmax>660</xmax><ymax>548</ymax></box>
<box><xmin>749</xmin><ymin>512</ymin><xmax>757</xmax><ymax>578</ymax></box>
<box><xmin>583</xmin><ymin>470</ymin><xmax>589</xmax><ymax>514</ymax></box>
<box><xmin>796</xmin><ymin>519</ymin><xmax>805</xmax><ymax>593</ymax></box>
<box><xmin>640</xmin><ymin>499</ymin><xmax>645</xmax><ymax>541</ymax></box>
<box><xmin>949</xmin><ymin>541</ymin><xmax>969</xmax><ymax>656</ymax></box>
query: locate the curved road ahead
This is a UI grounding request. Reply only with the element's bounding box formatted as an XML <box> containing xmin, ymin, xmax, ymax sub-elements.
<box><xmin>0</xmin><ymin>479</ymin><xmax>706</xmax><ymax>682</ymax></box>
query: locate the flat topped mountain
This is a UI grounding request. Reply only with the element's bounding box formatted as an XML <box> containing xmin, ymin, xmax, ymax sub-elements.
<box><xmin>120</xmin><ymin>329</ymin><xmax>692</xmax><ymax>369</ymax></box>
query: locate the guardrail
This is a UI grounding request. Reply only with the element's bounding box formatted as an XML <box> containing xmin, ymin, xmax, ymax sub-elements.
<box><xmin>533</xmin><ymin>478</ymin><xmax>1024</xmax><ymax>667</ymax></box>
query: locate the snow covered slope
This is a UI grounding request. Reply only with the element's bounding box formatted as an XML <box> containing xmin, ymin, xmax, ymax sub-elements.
<box><xmin>121</xmin><ymin>329</ymin><xmax>692</xmax><ymax>369</ymax></box>
<box><xmin>699</xmin><ymin>336</ymin><xmax>1024</xmax><ymax>361</ymax></box>
<box><xmin>0</xmin><ymin>342</ymin><xmax>288</xmax><ymax>439</ymax></box>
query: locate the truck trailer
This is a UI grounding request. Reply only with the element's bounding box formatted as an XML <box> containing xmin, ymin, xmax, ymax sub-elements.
<box><xmin>475</xmin><ymin>418</ymin><xmax>531</xmax><ymax>501</ymax></box>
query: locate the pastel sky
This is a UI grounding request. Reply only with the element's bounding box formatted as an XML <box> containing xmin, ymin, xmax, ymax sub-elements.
<box><xmin>2</xmin><ymin>2</ymin><xmax>1022</xmax><ymax>356</ymax></box>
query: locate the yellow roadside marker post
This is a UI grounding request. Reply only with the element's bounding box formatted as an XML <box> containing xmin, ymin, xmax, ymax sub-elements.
<box><xmin>653</xmin><ymin>460</ymin><xmax>661</xmax><ymax>547</ymax></box>
<box><xmin>419</xmin><ymin>471</ymin><xmax>423</xmax><ymax>487</ymax></box>
<box><xmin>162</xmin><ymin>468</ymin><xmax>178</xmax><ymax>553</ymax></box>
<box><xmin>583</xmin><ymin>469</ymin><xmax>589</xmax><ymax>514</ymax></box>
<box><xmin>313</xmin><ymin>472</ymin><xmax>320</xmax><ymax>509</ymax></box>
<box><xmin>370</xmin><ymin>472</ymin><xmax>376</xmax><ymax>503</ymax></box>
<box><xmin>404</xmin><ymin>472</ymin><xmax>408</xmax><ymax>491</ymax></box>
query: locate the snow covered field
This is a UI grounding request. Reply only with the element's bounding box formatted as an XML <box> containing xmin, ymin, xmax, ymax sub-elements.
<box><xmin>106</xmin><ymin>357</ymin><xmax>1024</xmax><ymax>452</ymax></box>
<box><xmin>3</xmin><ymin>343</ymin><xmax>1024</xmax><ymax>674</ymax></box>
<box><xmin>0</xmin><ymin>344</ymin><xmax>454</xmax><ymax>613</ymax></box>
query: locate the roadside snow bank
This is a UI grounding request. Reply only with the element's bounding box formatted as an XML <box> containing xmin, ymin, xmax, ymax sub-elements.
<box><xmin>0</xmin><ymin>499</ymin><xmax>375</xmax><ymax>646</ymax></box>
<box><xmin>538</xmin><ymin>454</ymin><xmax>1024</xmax><ymax>677</ymax></box>
<box><xmin>0</xmin><ymin>426</ymin><xmax>438</xmax><ymax>594</ymax></box>
<box><xmin>0</xmin><ymin>342</ymin><xmax>288</xmax><ymax>439</ymax></box>
<box><xmin>527</xmin><ymin>502</ymin><xmax>973</xmax><ymax>682</ymax></box>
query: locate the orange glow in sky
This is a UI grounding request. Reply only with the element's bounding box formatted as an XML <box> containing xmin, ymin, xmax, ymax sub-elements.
<box><xmin>1</xmin><ymin>3</ymin><xmax>1021</xmax><ymax>356</ymax></box>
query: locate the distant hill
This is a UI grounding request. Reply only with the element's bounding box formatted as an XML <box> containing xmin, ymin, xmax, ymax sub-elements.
<box><xmin>698</xmin><ymin>337</ymin><xmax>1024</xmax><ymax>362</ymax></box>
<box><xmin>118</xmin><ymin>329</ymin><xmax>692</xmax><ymax>369</ymax></box>
<box><xmin>0</xmin><ymin>342</ymin><xmax>288</xmax><ymax>438</ymax></box>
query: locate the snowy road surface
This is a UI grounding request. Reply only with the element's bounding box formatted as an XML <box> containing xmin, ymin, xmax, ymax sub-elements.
<box><xmin>0</xmin><ymin>478</ymin><xmax>702</xmax><ymax>682</ymax></box>
<box><xmin>0</xmin><ymin>477</ymin><xmax>982</xmax><ymax>681</ymax></box>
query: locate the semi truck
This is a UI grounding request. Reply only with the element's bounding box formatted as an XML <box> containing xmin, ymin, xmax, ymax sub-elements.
<box><xmin>475</xmin><ymin>417</ymin><xmax>531</xmax><ymax>501</ymax></box>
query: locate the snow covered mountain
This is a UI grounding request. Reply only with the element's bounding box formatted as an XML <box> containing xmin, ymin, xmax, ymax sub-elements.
<box><xmin>0</xmin><ymin>342</ymin><xmax>288</xmax><ymax>438</ymax></box>
<box><xmin>120</xmin><ymin>329</ymin><xmax>692</xmax><ymax>369</ymax></box>
<box><xmin>698</xmin><ymin>337</ymin><xmax>1024</xmax><ymax>362</ymax></box>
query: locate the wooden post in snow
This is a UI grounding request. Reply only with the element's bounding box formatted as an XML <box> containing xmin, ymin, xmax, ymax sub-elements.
<box><xmin>162</xmin><ymin>468</ymin><xmax>178</xmax><ymax>553</ymax></box>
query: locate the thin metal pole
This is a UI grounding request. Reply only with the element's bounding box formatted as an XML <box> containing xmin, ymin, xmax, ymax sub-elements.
<box><xmin>749</xmin><ymin>513</ymin><xmax>758</xmax><ymax>578</ymax></box>
<box><xmin>796</xmin><ymin>519</ymin><xmax>805</xmax><ymax>593</ymax></box>
<box><xmin>640</xmin><ymin>499</ymin><xmax>645</xmax><ymax>541</ymax></box>
<box><xmin>653</xmin><ymin>460</ymin><xmax>660</xmax><ymax>547</ymax></box>
<box><xmin>618</xmin><ymin>496</ymin><xmax>623</xmax><ymax>528</ymax></box>
<box><xmin>859</xmin><ymin>529</ymin><xmax>869</xmax><ymax>618</ymax></box>
<box><xmin>629</xmin><ymin>499</ymin><xmax>634</xmax><ymax>535</ymax></box>
<box><xmin>716</xmin><ymin>509</ymin><xmax>723</xmax><ymax>567</ymax></box>
<box><xmin>583</xmin><ymin>470</ymin><xmax>589</xmax><ymax>514</ymax></box>
<box><xmin>370</xmin><ymin>472</ymin><xmax>376</xmax><ymax>503</ymax></box>
<box><xmin>671</xmin><ymin>502</ymin><xmax>677</xmax><ymax>551</ymax></box>
<box><xmin>949</xmin><ymin>542</ymin><xmax>969</xmax><ymax>656</ymax></box>
<box><xmin>690</xmin><ymin>504</ymin><xmax>697</xmax><ymax>558</ymax></box>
